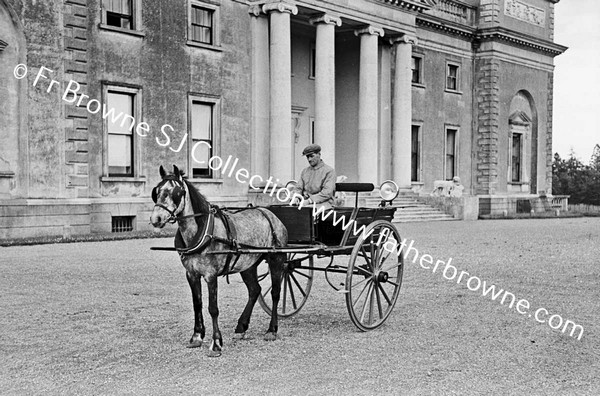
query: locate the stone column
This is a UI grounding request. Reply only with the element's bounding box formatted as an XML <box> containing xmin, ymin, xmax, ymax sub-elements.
<box><xmin>390</xmin><ymin>34</ymin><xmax>417</xmax><ymax>190</ymax></box>
<box><xmin>262</xmin><ymin>1</ymin><xmax>298</xmax><ymax>182</ymax></box>
<box><xmin>309</xmin><ymin>14</ymin><xmax>341</xmax><ymax>168</ymax></box>
<box><xmin>355</xmin><ymin>26</ymin><xmax>384</xmax><ymax>184</ymax></box>
<box><xmin>249</xmin><ymin>6</ymin><xmax>270</xmax><ymax>179</ymax></box>
<box><xmin>379</xmin><ymin>43</ymin><xmax>392</xmax><ymax>183</ymax></box>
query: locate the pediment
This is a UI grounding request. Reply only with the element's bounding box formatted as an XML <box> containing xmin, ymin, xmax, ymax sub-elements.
<box><xmin>509</xmin><ymin>110</ymin><xmax>531</xmax><ymax>126</ymax></box>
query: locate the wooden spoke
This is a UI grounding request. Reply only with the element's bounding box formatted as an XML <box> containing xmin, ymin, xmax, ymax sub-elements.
<box><xmin>377</xmin><ymin>283</ymin><xmax>393</xmax><ymax>306</ymax></box>
<box><xmin>289</xmin><ymin>271</ymin><xmax>308</xmax><ymax>298</ymax></box>
<box><xmin>375</xmin><ymin>283</ymin><xmax>384</xmax><ymax>320</ymax></box>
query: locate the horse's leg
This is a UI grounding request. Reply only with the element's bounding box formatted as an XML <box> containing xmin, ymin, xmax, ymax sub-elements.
<box><xmin>206</xmin><ymin>276</ymin><xmax>223</xmax><ymax>357</ymax></box>
<box><xmin>233</xmin><ymin>263</ymin><xmax>261</xmax><ymax>340</ymax></box>
<box><xmin>265</xmin><ymin>253</ymin><xmax>285</xmax><ymax>341</ymax></box>
<box><xmin>186</xmin><ymin>272</ymin><xmax>205</xmax><ymax>348</ymax></box>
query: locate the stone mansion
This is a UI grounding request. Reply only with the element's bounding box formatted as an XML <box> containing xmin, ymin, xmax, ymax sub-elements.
<box><xmin>0</xmin><ymin>0</ymin><xmax>566</xmax><ymax>239</ymax></box>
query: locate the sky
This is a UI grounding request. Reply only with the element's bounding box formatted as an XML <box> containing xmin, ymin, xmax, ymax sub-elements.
<box><xmin>553</xmin><ymin>0</ymin><xmax>600</xmax><ymax>162</ymax></box>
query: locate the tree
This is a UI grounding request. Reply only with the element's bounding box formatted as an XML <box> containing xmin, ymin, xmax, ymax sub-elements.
<box><xmin>552</xmin><ymin>147</ymin><xmax>600</xmax><ymax>205</ymax></box>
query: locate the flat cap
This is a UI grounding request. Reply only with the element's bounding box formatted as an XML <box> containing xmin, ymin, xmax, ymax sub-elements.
<box><xmin>302</xmin><ymin>144</ymin><xmax>321</xmax><ymax>156</ymax></box>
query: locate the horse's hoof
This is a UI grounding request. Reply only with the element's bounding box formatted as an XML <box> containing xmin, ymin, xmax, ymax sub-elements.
<box><xmin>264</xmin><ymin>332</ymin><xmax>278</xmax><ymax>341</ymax></box>
<box><xmin>232</xmin><ymin>332</ymin><xmax>246</xmax><ymax>341</ymax></box>
<box><xmin>186</xmin><ymin>339</ymin><xmax>203</xmax><ymax>348</ymax></box>
<box><xmin>207</xmin><ymin>349</ymin><xmax>222</xmax><ymax>358</ymax></box>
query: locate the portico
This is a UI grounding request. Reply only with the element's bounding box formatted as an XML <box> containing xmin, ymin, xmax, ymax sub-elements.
<box><xmin>249</xmin><ymin>0</ymin><xmax>420</xmax><ymax>187</ymax></box>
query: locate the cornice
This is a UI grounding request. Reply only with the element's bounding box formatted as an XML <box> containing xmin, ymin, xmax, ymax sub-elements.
<box><xmin>0</xmin><ymin>39</ymin><xmax>7</xmax><ymax>52</ymax></box>
<box><xmin>416</xmin><ymin>14</ymin><xmax>476</xmax><ymax>39</ymax></box>
<box><xmin>416</xmin><ymin>16</ymin><xmax>567</xmax><ymax>57</ymax></box>
<box><xmin>377</xmin><ymin>0</ymin><xmax>436</xmax><ymax>14</ymax></box>
<box><xmin>475</xmin><ymin>27</ymin><xmax>568</xmax><ymax>57</ymax></box>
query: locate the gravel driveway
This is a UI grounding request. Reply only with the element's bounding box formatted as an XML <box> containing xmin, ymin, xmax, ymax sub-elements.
<box><xmin>1</xmin><ymin>218</ymin><xmax>599</xmax><ymax>395</ymax></box>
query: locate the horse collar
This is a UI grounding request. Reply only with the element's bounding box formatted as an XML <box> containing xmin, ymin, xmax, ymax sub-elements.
<box><xmin>175</xmin><ymin>210</ymin><xmax>215</xmax><ymax>257</ymax></box>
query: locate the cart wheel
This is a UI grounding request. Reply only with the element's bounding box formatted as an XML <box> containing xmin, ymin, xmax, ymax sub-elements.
<box><xmin>345</xmin><ymin>220</ymin><xmax>404</xmax><ymax>331</ymax></box>
<box><xmin>257</xmin><ymin>253</ymin><xmax>314</xmax><ymax>318</ymax></box>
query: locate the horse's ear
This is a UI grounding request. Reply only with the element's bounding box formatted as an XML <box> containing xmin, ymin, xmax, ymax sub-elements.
<box><xmin>173</xmin><ymin>165</ymin><xmax>182</xmax><ymax>179</ymax></box>
<box><xmin>159</xmin><ymin>165</ymin><xmax>166</xmax><ymax>179</ymax></box>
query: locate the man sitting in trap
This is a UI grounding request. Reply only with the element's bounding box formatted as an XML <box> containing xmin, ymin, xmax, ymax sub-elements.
<box><xmin>291</xmin><ymin>144</ymin><xmax>337</xmax><ymax>209</ymax></box>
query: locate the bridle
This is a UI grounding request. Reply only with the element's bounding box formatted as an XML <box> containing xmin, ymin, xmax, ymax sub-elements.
<box><xmin>152</xmin><ymin>176</ymin><xmax>208</xmax><ymax>224</ymax></box>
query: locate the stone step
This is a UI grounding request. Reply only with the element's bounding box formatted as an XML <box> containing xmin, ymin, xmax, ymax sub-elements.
<box><xmin>361</xmin><ymin>195</ymin><xmax>457</xmax><ymax>223</ymax></box>
<box><xmin>393</xmin><ymin>216</ymin><xmax>457</xmax><ymax>223</ymax></box>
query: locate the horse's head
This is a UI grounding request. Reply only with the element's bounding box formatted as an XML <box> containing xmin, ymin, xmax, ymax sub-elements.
<box><xmin>150</xmin><ymin>165</ymin><xmax>187</xmax><ymax>228</ymax></box>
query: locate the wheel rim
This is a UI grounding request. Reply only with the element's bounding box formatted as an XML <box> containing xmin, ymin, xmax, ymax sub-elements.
<box><xmin>346</xmin><ymin>221</ymin><xmax>404</xmax><ymax>331</ymax></box>
<box><xmin>257</xmin><ymin>253</ymin><xmax>314</xmax><ymax>318</ymax></box>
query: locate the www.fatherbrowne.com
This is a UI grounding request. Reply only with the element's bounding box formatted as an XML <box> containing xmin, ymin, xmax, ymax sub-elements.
<box><xmin>306</xmin><ymin>203</ymin><xmax>584</xmax><ymax>341</ymax></box>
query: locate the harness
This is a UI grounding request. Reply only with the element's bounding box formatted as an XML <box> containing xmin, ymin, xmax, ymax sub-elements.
<box><xmin>153</xmin><ymin>177</ymin><xmax>281</xmax><ymax>278</ymax></box>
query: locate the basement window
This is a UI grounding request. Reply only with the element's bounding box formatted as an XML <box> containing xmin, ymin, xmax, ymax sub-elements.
<box><xmin>112</xmin><ymin>216</ymin><xmax>135</xmax><ymax>232</ymax></box>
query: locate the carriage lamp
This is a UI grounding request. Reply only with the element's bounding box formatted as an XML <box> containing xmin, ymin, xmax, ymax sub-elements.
<box><xmin>285</xmin><ymin>180</ymin><xmax>298</xmax><ymax>191</ymax></box>
<box><xmin>379</xmin><ymin>180</ymin><xmax>399</xmax><ymax>207</ymax></box>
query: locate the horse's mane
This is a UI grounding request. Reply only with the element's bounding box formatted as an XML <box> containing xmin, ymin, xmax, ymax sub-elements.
<box><xmin>182</xmin><ymin>178</ymin><xmax>211</xmax><ymax>219</ymax></box>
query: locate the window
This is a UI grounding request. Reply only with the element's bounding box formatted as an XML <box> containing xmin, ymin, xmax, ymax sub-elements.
<box><xmin>445</xmin><ymin>128</ymin><xmax>458</xmax><ymax>180</ymax></box>
<box><xmin>112</xmin><ymin>216</ymin><xmax>134</xmax><ymax>232</ymax></box>
<box><xmin>411</xmin><ymin>125</ymin><xmax>421</xmax><ymax>182</ymax></box>
<box><xmin>446</xmin><ymin>63</ymin><xmax>459</xmax><ymax>91</ymax></box>
<box><xmin>188</xmin><ymin>1</ymin><xmax>220</xmax><ymax>48</ymax></box>
<box><xmin>107</xmin><ymin>91</ymin><xmax>134</xmax><ymax>176</ymax></box>
<box><xmin>512</xmin><ymin>134</ymin><xmax>522</xmax><ymax>182</ymax></box>
<box><xmin>411</xmin><ymin>56</ymin><xmax>423</xmax><ymax>84</ymax></box>
<box><xmin>102</xmin><ymin>0</ymin><xmax>138</xmax><ymax>30</ymax></box>
<box><xmin>191</xmin><ymin>6</ymin><xmax>213</xmax><ymax>44</ymax></box>
<box><xmin>189</xmin><ymin>95</ymin><xmax>220</xmax><ymax>179</ymax></box>
<box><xmin>102</xmin><ymin>84</ymin><xmax>141</xmax><ymax>179</ymax></box>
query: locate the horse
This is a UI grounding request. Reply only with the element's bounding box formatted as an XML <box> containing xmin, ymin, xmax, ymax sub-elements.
<box><xmin>150</xmin><ymin>165</ymin><xmax>288</xmax><ymax>357</ymax></box>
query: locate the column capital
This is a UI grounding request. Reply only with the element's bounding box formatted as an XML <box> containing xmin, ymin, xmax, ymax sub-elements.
<box><xmin>309</xmin><ymin>13</ymin><xmax>342</xmax><ymax>27</ymax></box>
<box><xmin>262</xmin><ymin>1</ymin><xmax>298</xmax><ymax>15</ymax></box>
<box><xmin>389</xmin><ymin>34</ymin><xmax>418</xmax><ymax>46</ymax></box>
<box><xmin>354</xmin><ymin>25</ymin><xmax>384</xmax><ymax>38</ymax></box>
<box><xmin>248</xmin><ymin>5</ymin><xmax>264</xmax><ymax>17</ymax></box>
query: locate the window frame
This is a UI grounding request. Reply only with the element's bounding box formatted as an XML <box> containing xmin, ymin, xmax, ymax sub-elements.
<box><xmin>444</xmin><ymin>126</ymin><xmax>459</xmax><ymax>180</ymax></box>
<box><xmin>99</xmin><ymin>0</ymin><xmax>144</xmax><ymax>37</ymax></box>
<box><xmin>411</xmin><ymin>54</ymin><xmax>424</xmax><ymax>86</ymax></box>
<box><xmin>511</xmin><ymin>133</ymin><xmax>523</xmax><ymax>183</ymax></box>
<box><xmin>188</xmin><ymin>93</ymin><xmax>221</xmax><ymax>181</ymax></box>
<box><xmin>411</xmin><ymin>124</ymin><xmax>423</xmax><ymax>183</ymax></box>
<box><xmin>101</xmin><ymin>83</ymin><xmax>143</xmax><ymax>180</ymax></box>
<box><xmin>187</xmin><ymin>1</ymin><xmax>221</xmax><ymax>51</ymax></box>
<box><xmin>445</xmin><ymin>61</ymin><xmax>461</xmax><ymax>93</ymax></box>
